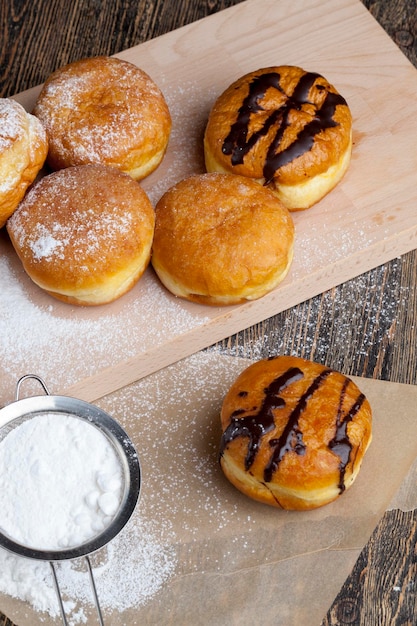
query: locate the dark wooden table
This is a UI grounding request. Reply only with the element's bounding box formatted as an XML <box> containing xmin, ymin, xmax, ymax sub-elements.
<box><xmin>1</xmin><ymin>1</ymin><xmax>416</xmax><ymax>624</ymax></box>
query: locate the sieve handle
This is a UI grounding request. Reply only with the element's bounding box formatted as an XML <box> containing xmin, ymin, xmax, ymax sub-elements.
<box><xmin>50</xmin><ymin>562</ymin><xmax>69</xmax><ymax>626</ymax></box>
<box><xmin>15</xmin><ymin>374</ymin><xmax>50</xmax><ymax>401</ymax></box>
<box><xmin>50</xmin><ymin>558</ymin><xmax>105</xmax><ymax>626</ymax></box>
<box><xmin>86</xmin><ymin>555</ymin><xmax>105</xmax><ymax>625</ymax></box>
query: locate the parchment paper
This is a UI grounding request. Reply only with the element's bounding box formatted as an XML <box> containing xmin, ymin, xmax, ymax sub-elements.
<box><xmin>0</xmin><ymin>352</ymin><xmax>416</xmax><ymax>625</ymax></box>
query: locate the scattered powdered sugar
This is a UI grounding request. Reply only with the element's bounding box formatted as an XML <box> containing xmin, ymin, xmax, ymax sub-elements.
<box><xmin>0</xmin><ymin>413</ymin><xmax>123</xmax><ymax>550</ymax></box>
<box><xmin>210</xmin><ymin>257</ymin><xmax>413</xmax><ymax>382</ymax></box>
<box><xmin>140</xmin><ymin>78</ymin><xmax>220</xmax><ymax>204</ymax></box>
<box><xmin>2</xmin><ymin>342</ymin><xmax>413</xmax><ymax>622</ymax></box>
<box><xmin>0</xmin><ymin>350</ymin><xmax>249</xmax><ymax>623</ymax></box>
<box><xmin>0</xmin><ymin>552</ymin><xmax>59</xmax><ymax>615</ymax></box>
<box><xmin>96</xmin><ymin>351</ymin><xmax>266</xmax><ymax>537</ymax></box>
<box><xmin>56</xmin><ymin>518</ymin><xmax>177</xmax><ymax>615</ymax></box>
<box><xmin>0</xmin><ymin>253</ymin><xmax>211</xmax><ymax>402</ymax></box>
<box><xmin>1</xmin><ymin>81</ymin><xmax>215</xmax><ymax>401</ymax></box>
<box><xmin>0</xmin><ymin>515</ymin><xmax>178</xmax><ymax>623</ymax></box>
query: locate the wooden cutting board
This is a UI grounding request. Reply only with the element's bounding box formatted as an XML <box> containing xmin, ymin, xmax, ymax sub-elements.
<box><xmin>2</xmin><ymin>0</ymin><xmax>417</xmax><ymax>404</ymax></box>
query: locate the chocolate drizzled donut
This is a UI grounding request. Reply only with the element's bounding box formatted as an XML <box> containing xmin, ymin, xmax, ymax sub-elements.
<box><xmin>219</xmin><ymin>355</ymin><xmax>372</xmax><ymax>510</ymax></box>
<box><xmin>204</xmin><ymin>66</ymin><xmax>352</xmax><ymax>210</ymax></box>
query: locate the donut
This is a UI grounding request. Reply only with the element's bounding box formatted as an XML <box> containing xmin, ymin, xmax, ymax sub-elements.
<box><xmin>33</xmin><ymin>56</ymin><xmax>172</xmax><ymax>180</ymax></box>
<box><xmin>204</xmin><ymin>66</ymin><xmax>352</xmax><ymax>210</ymax></box>
<box><xmin>151</xmin><ymin>172</ymin><xmax>295</xmax><ymax>306</ymax></box>
<box><xmin>7</xmin><ymin>164</ymin><xmax>155</xmax><ymax>306</ymax></box>
<box><xmin>219</xmin><ymin>356</ymin><xmax>372</xmax><ymax>510</ymax></box>
<box><xmin>0</xmin><ymin>98</ymin><xmax>48</xmax><ymax>228</ymax></box>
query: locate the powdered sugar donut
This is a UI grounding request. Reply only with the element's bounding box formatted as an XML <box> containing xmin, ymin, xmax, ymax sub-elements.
<box><xmin>7</xmin><ymin>164</ymin><xmax>155</xmax><ymax>306</ymax></box>
<box><xmin>0</xmin><ymin>98</ymin><xmax>48</xmax><ymax>228</ymax></box>
<box><xmin>33</xmin><ymin>56</ymin><xmax>171</xmax><ymax>180</ymax></box>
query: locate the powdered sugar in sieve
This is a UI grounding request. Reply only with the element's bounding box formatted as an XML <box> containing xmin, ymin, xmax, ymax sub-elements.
<box><xmin>0</xmin><ymin>375</ymin><xmax>141</xmax><ymax>626</ymax></box>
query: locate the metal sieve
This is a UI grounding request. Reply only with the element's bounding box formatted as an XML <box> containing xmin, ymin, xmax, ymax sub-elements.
<box><xmin>0</xmin><ymin>374</ymin><xmax>141</xmax><ymax>625</ymax></box>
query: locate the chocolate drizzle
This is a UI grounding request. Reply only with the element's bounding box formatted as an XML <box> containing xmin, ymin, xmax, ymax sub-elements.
<box><xmin>328</xmin><ymin>379</ymin><xmax>366</xmax><ymax>492</ymax></box>
<box><xmin>263</xmin><ymin>368</ymin><xmax>332</xmax><ymax>482</ymax></box>
<box><xmin>220</xmin><ymin>364</ymin><xmax>367</xmax><ymax>492</ymax></box>
<box><xmin>219</xmin><ymin>367</ymin><xmax>304</xmax><ymax>471</ymax></box>
<box><xmin>221</xmin><ymin>70</ymin><xmax>347</xmax><ymax>184</ymax></box>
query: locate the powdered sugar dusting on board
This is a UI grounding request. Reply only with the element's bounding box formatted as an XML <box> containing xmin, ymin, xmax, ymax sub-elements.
<box><xmin>210</xmin><ymin>258</ymin><xmax>409</xmax><ymax>382</ymax></box>
<box><xmin>0</xmin><ymin>76</ymin><xmax>309</xmax><ymax>405</ymax></box>
<box><xmin>0</xmin><ymin>253</ymin><xmax>211</xmax><ymax>403</ymax></box>
<box><xmin>0</xmin><ymin>77</ymin><xmax>220</xmax><ymax>404</ymax></box>
<box><xmin>141</xmin><ymin>78</ymin><xmax>220</xmax><ymax>204</ymax></box>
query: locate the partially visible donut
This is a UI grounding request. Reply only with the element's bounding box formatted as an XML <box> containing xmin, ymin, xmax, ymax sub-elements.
<box><xmin>0</xmin><ymin>98</ymin><xmax>48</xmax><ymax>228</ymax></box>
<box><xmin>204</xmin><ymin>65</ymin><xmax>352</xmax><ymax>210</ymax></box>
<box><xmin>7</xmin><ymin>164</ymin><xmax>155</xmax><ymax>306</ymax></box>
<box><xmin>33</xmin><ymin>56</ymin><xmax>171</xmax><ymax>180</ymax></box>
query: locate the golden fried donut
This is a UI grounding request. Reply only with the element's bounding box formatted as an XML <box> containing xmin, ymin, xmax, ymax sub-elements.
<box><xmin>219</xmin><ymin>356</ymin><xmax>372</xmax><ymax>510</ymax></box>
<box><xmin>0</xmin><ymin>98</ymin><xmax>48</xmax><ymax>228</ymax></box>
<box><xmin>7</xmin><ymin>164</ymin><xmax>155</xmax><ymax>306</ymax></box>
<box><xmin>33</xmin><ymin>56</ymin><xmax>171</xmax><ymax>180</ymax></box>
<box><xmin>151</xmin><ymin>172</ymin><xmax>295</xmax><ymax>306</ymax></box>
<box><xmin>204</xmin><ymin>66</ymin><xmax>352</xmax><ymax>210</ymax></box>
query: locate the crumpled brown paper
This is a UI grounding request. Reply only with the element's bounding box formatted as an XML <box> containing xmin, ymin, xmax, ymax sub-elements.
<box><xmin>0</xmin><ymin>352</ymin><xmax>416</xmax><ymax>625</ymax></box>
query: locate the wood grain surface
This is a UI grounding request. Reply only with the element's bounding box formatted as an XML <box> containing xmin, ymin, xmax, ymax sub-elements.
<box><xmin>0</xmin><ymin>1</ymin><xmax>416</xmax><ymax>625</ymax></box>
<box><xmin>8</xmin><ymin>0</ymin><xmax>417</xmax><ymax>408</ymax></box>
